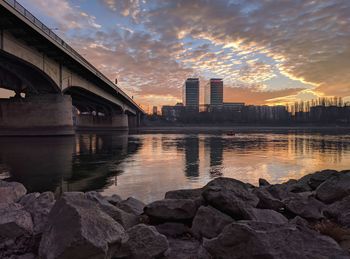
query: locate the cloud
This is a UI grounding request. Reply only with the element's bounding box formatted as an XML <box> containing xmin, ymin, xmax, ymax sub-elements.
<box><xmin>99</xmin><ymin>0</ymin><xmax>143</xmax><ymax>21</ymax></box>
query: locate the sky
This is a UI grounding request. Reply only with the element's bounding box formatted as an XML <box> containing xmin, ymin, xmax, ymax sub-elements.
<box><xmin>6</xmin><ymin>0</ymin><xmax>350</xmax><ymax>111</ymax></box>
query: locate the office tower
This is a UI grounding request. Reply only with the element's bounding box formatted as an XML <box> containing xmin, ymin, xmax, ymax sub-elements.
<box><xmin>183</xmin><ymin>78</ymin><xmax>199</xmax><ymax>111</ymax></box>
<box><xmin>205</xmin><ymin>78</ymin><xmax>223</xmax><ymax>108</ymax></box>
<box><xmin>152</xmin><ymin>106</ymin><xmax>157</xmax><ymax>115</ymax></box>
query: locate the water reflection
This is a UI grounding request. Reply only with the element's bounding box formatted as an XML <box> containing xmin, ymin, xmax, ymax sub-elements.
<box><xmin>0</xmin><ymin>132</ymin><xmax>349</xmax><ymax>203</ymax></box>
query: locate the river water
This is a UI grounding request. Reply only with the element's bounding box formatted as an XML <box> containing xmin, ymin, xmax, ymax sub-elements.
<box><xmin>0</xmin><ymin>131</ymin><xmax>349</xmax><ymax>203</ymax></box>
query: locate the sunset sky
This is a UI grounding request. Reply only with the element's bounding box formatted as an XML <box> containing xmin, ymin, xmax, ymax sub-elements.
<box><xmin>6</xmin><ymin>0</ymin><xmax>350</xmax><ymax>111</ymax></box>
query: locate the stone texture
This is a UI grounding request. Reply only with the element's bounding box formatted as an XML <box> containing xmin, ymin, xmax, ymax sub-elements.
<box><xmin>0</xmin><ymin>180</ymin><xmax>27</xmax><ymax>204</ymax></box>
<box><xmin>191</xmin><ymin>206</ymin><xmax>233</xmax><ymax>239</ymax></box>
<box><xmin>202</xmin><ymin>186</ymin><xmax>258</xmax><ymax>219</ymax></box>
<box><xmin>316</xmin><ymin>171</ymin><xmax>350</xmax><ymax>203</ymax></box>
<box><xmin>258</xmin><ymin>178</ymin><xmax>270</xmax><ymax>187</ymax></box>
<box><xmin>284</xmin><ymin>195</ymin><xmax>325</xmax><ymax>220</ymax></box>
<box><xmin>203</xmin><ymin>221</ymin><xmax>349</xmax><ymax>259</ymax></box>
<box><xmin>144</xmin><ymin>199</ymin><xmax>197</xmax><ymax>221</ymax></box>
<box><xmin>39</xmin><ymin>192</ymin><xmax>125</xmax><ymax>259</ymax></box>
<box><xmin>162</xmin><ymin>238</ymin><xmax>211</xmax><ymax>259</ymax></box>
<box><xmin>242</xmin><ymin>208</ymin><xmax>288</xmax><ymax>224</ymax></box>
<box><xmin>105</xmin><ymin>194</ymin><xmax>122</xmax><ymax>206</ymax></box>
<box><xmin>19</xmin><ymin>191</ymin><xmax>55</xmax><ymax>234</ymax></box>
<box><xmin>324</xmin><ymin>195</ymin><xmax>350</xmax><ymax>227</ymax></box>
<box><xmin>253</xmin><ymin>188</ymin><xmax>285</xmax><ymax>211</ymax></box>
<box><xmin>116</xmin><ymin>224</ymin><xmax>168</xmax><ymax>259</ymax></box>
<box><xmin>156</xmin><ymin>222</ymin><xmax>189</xmax><ymax>237</ymax></box>
<box><xmin>116</xmin><ymin>197</ymin><xmax>145</xmax><ymax>215</ymax></box>
<box><xmin>165</xmin><ymin>188</ymin><xmax>204</xmax><ymax>207</ymax></box>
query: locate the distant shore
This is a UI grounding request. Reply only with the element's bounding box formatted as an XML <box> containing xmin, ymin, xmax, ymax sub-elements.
<box><xmin>136</xmin><ymin>125</ymin><xmax>350</xmax><ymax>134</ymax></box>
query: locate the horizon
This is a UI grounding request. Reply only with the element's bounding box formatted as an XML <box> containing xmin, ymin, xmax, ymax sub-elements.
<box><xmin>1</xmin><ymin>0</ymin><xmax>350</xmax><ymax>110</ymax></box>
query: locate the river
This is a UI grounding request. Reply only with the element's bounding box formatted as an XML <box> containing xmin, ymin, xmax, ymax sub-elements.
<box><xmin>0</xmin><ymin>131</ymin><xmax>349</xmax><ymax>203</ymax></box>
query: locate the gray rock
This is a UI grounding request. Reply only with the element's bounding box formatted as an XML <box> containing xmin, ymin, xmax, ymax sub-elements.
<box><xmin>0</xmin><ymin>181</ymin><xmax>27</xmax><ymax>204</ymax></box>
<box><xmin>105</xmin><ymin>194</ymin><xmax>122</xmax><ymax>206</ymax></box>
<box><xmin>203</xmin><ymin>177</ymin><xmax>250</xmax><ymax>192</ymax></box>
<box><xmin>308</xmin><ymin>169</ymin><xmax>339</xmax><ymax>189</ymax></box>
<box><xmin>191</xmin><ymin>206</ymin><xmax>234</xmax><ymax>239</ymax></box>
<box><xmin>253</xmin><ymin>188</ymin><xmax>285</xmax><ymax>211</ymax></box>
<box><xmin>0</xmin><ymin>203</ymin><xmax>33</xmax><ymax>242</ymax></box>
<box><xmin>39</xmin><ymin>192</ymin><xmax>125</xmax><ymax>259</ymax></box>
<box><xmin>163</xmin><ymin>238</ymin><xmax>211</xmax><ymax>259</ymax></box>
<box><xmin>316</xmin><ymin>171</ymin><xmax>350</xmax><ymax>203</ymax></box>
<box><xmin>116</xmin><ymin>197</ymin><xmax>145</xmax><ymax>215</ymax></box>
<box><xmin>19</xmin><ymin>191</ymin><xmax>55</xmax><ymax>234</ymax></box>
<box><xmin>324</xmin><ymin>195</ymin><xmax>350</xmax><ymax>227</ymax></box>
<box><xmin>202</xmin><ymin>186</ymin><xmax>258</xmax><ymax>219</ymax></box>
<box><xmin>242</xmin><ymin>208</ymin><xmax>288</xmax><ymax>224</ymax></box>
<box><xmin>86</xmin><ymin>191</ymin><xmax>138</xmax><ymax>229</ymax></box>
<box><xmin>144</xmin><ymin>199</ymin><xmax>197</xmax><ymax>221</ymax></box>
<box><xmin>203</xmin><ymin>221</ymin><xmax>349</xmax><ymax>259</ymax></box>
<box><xmin>156</xmin><ymin>222</ymin><xmax>189</xmax><ymax>237</ymax></box>
<box><xmin>165</xmin><ymin>188</ymin><xmax>204</xmax><ymax>207</ymax></box>
<box><xmin>258</xmin><ymin>178</ymin><xmax>270</xmax><ymax>187</ymax></box>
<box><xmin>284</xmin><ymin>195</ymin><xmax>325</xmax><ymax>220</ymax></box>
<box><xmin>116</xmin><ymin>224</ymin><xmax>168</xmax><ymax>259</ymax></box>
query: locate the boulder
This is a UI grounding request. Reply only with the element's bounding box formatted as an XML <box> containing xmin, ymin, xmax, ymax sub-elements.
<box><xmin>202</xmin><ymin>186</ymin><xmax>258</xmax><ymax>219</ymax></box>
<box><xmin>105</xmin><ymin>194</ymin><xmax>122</xmax><ymax>206</ymax></box>
<box><xmin>242</xmin><ymin>208</ymin><xmax>288</xmax><ymax>224</ymax></box>
<box><xmin>116</xmin><ymin>197</ymin><xmax>145</xmax><ymax>215</ymax></box>
<box><xmin>144</xmin><ymin>199</ymin><xmax>197</xmax><ymax>222</ymax></box>
<box><xmin>163</xmin><ymin>238</ymin><xmax>211</xmax><ymax>259</ymax></box>
<box><xmin>308</xmin><ymin>169</ymin><xmax>339</xmax><ymax>190</ymax></box>
<box><xmin>191</xmin><ymin>206</ymin><xmax>234</xmax><ymax>239</ymax></box>
<box><xmin>39</xmin><ymin>192</ymin><xmax>125</xmax><ymax>259</ymax></box>
<box><xmin>0</xmin><ymin>203</ymin><xmax>33</xmax><ymax>242</ymax></box>
<box><xmin>253</xmin><ymin>188</ymin><xmax>285</xmax><ymax>211</ymax></box>
<box><xmin>284</xmin><ymin>195</ymin><xmax>325</xmax><ymax>220</ymax></box>
<box><xmin>86</xmin><ymin>191</ymin><xmax>138</xmax><ymax>229</ymax></box>
<box><xmin>324</xmin><ymin>195</ymin><xmax>350</xmax><ymax>227</ymax></box>
<box><xmin>165</xmin><ymin>188</ymin><xmax>204</xmax><ymax>207</ymax></box>
<box><xmin>258</xmin><ymin>178</ymin><xmax>270</xmax><ymax>187</ymax></box>
<box><xmin>19</xmin><ymin>192</ymin><xmax>55</xmax><ymax>234</ymax></box>
<box><xmin>203</xmin><ymin>177</ymin><xmax>250</xmax><ymax>192</ymax></box>
<box><xmin>316</xmin><ymin>172</ymin><xmax>350</xmax><ymax>203</ymax></box>
<box><xmin>203</xmin><ymin>221</ymin><xmax>349</xmax><ymax>259</ymax></box>
<box><xmin>115</xmin><ymin>224</ymin><xmax>168</xmax><ymax>259</ymax></box>
<box><xmin>0</xmin><ymin>180</ymin><xmax>27</xmax><ymax>204</ymax></box>
<box><xmin>156</xmin><ymin>222</ymin><xmax>189</xmax><ymax>237</ymax></box>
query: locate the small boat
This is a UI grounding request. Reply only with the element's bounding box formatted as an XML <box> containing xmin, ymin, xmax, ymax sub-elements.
<box><xmin>226</xmin><ymin>131</ymin><xmax>235</xmax><ymax>136</ymax></box>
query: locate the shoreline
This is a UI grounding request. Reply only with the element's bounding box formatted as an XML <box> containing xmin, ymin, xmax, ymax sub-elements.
<box><xmin>1</xmin><ymin>169</ymin><xmax>350</xmax><ymax>258</ymax></box>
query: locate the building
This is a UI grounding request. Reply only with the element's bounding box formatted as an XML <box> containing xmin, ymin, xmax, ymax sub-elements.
<box><xmin>183</xmin><ymin>78</ymin><xmax>199</xmax><ymax>111</ymax></box>
<box><xmin>205</xmin><ymin>78</ymin><xmax>223</xmax><ymax>109</ymax></box>
<box><xmin>152</xmin><ymin>106</ymin><xmax>158</xmax><ymax>115</ymax></box>
<box><xmin>161</xmin><ymin>103</ymin><xmax>184</xmax><ymax>121</ymax></box>
<box><xmin>223</xmin><ymin>102</ymin><xmax>245</xmax><ymax>112</ymax></box>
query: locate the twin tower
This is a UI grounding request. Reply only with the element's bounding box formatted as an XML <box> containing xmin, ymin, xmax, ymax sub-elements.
<box><xmin>183</xmin><ymin>78</ymin><xmax>224</xmax><ymax>111</ymax></box>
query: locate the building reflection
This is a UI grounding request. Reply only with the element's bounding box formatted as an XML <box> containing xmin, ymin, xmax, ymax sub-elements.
<box><xmin>184</xmin><ymin>136</ymin><xmax>199</xmax><ymax>178</ymax></box>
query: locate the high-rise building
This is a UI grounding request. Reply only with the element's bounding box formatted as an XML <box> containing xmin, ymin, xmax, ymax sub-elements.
<box><xmin>183</xmin><ymin>78</ymin><xmax>199</xmax><ymax>111</ymax></box>
<box><xmin>205</xmin><ymin>78</ymin><xmax>223</xmax><ymax>108</ymax></box>
<box><xmin>152</xmin><ymin>106</ymin><xmax>158</xmax><ymax>115</ymax></box>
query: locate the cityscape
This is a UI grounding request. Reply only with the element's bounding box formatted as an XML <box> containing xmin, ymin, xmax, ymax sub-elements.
<box><xmin>157</xmin><ymin>78</ymin><xmax>350</xmax><ymax>124</ymax></box>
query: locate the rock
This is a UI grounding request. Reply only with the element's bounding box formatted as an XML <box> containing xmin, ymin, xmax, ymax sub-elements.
<box><xmin>19</xmin><ymin>192</ymin><xmax>55</xmax><ymax>234</ymax></box>
<box><xmin>308</xmin><ymin>169</ymin><xmax>339</xmax><ymax>190</ymax></box>
<box><xmin>202</xmin><ymin>186</ymin><xmax>258</xmax><ymax>219</ymax></box>
<box><xmin>0</xmin><ymin>180</ymin><xmax>27</xmax><ymax>204</ymax></box>
<box><xmin>0</xmin><ymin>203</ymin><xmax>33</xmax><ymax>242</ymax></box>
<box><xmin>191</xmin><ymin>206</ymin><xmax>233</xmax><ymax>239</ymax></box>
<box><xmin>264</xmin><ymin>183</ymin><xmax>295</xmax><ymax>200</ymax></box>
<box><xmin>39</xmin><ymin>192</ymin><xmax>125</xmax><ymax>259</ymax></box>
<box><xmin>203</xmin><ymin>221</ymin><xmax>349</xmax><ymax>259</ymax></box>
<box><xmin>105</xmin><ymin>194</ymin><xmax>122</xmax><ymax>206</ymax></box>
<box><xmin>116</xmin><ymin>197</ymin><xmax>145</xmax><ymax>215</ymax></box>
<box><xmin>144</xmin><ymin>199</ymin><xmax>197</xmax><ymax>222</ymax></box>
<box><xmin>242</xmin><ymin>208</ymin><xmax>288</xmax><ymax>224</ymax></box>
<box><xmin>284</xmin><ymin>195</ymin><xmax>325</xmax><ymax>220</ymax></box>
<box><xmin>258</xmin><ymin>178</ymin><xmax>270</xmax><ymax>187</ymax></box>
<box><xmin>253</xmin><ymin>188</ymin><xmax>285</xmax><ymax>211</ymax></box>
<box><xmin>316</xmin><ymin>171</ymin><xmax>350</xmax><ymax>203</ymax></box>
<box><xmin>156</xmin><ymin>222</ymin><xmax>189</xmax><ymax>237</ymax></box>
<box><xmin>163</xmin><ymin>238</ymin><xmax>211</xmax><ymax>259</ymax></box>
<box><xmin>288</xmin><ymin>174</ymin><xmax>313</xmax><ymax>193</ymax></box>
<box><xmin>165</xmin><ymin>188</ymin><xmax>204</xmax><ymax>207</ymax></box>
<box><xmin>203</xmin><ymin>177</ymin><xmax>250</xmax><ymax>192</ymax></box>
<box><xmin>289</xmin><ymin>216</ymin><xmax>310</xmax><ymax>228</ymax></box>
<box><xmin>86</xmin><ymin>191</ymin><xmax>138</xmax><ymax>229</ymax></box>
<box><xmin>324</xmin><ymin>195</ymin><xmax>350</xmax><ymax>227</ymax></box>
<box><xmin>116</xmin><ymin>224</ymin><xmax>168</xmax><ymax>259</ymax></box>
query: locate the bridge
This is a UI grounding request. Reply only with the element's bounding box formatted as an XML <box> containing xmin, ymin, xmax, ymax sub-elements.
<box><xmin>0</xmin><ymin>0</ymin><xmax>144</xmax><ymax>135</ymax></box>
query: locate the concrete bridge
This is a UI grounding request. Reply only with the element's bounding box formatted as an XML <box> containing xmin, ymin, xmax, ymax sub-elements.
<box><xmin>0</xmin><ymin>0</ymin><xmax>144</xmax><ymax>135</ymax></box>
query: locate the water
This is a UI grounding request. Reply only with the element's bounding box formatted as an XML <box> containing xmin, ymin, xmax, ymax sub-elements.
<box><xmin>0</xmin><ymin>131</ymin><xmax>349</xmax><ymax>203</ymax></box>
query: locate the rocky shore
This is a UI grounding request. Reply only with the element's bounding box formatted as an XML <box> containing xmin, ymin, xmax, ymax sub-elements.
<box><xmin>1</xmin><ymin>169</ymin><xmax>350</xmax><ymax>259</ymax></box>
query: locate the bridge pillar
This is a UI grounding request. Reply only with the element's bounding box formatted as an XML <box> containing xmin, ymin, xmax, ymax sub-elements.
<box><xmin>0</xmin><ymin>94</ymin><xmax>74</xmax><ymax>136</ymax></box>
<box><xmin>75</xmin><ymin>112</ymin><xmax>128</xmax><ymax>131</ymax></box>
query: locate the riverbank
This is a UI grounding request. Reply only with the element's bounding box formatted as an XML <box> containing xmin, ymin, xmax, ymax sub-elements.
<box><xmin>136</xmin><ymin>125</ymin><xmax>350</xmax><ymax>134</ymax></box>
<box><xmin>1</xmin><ymin>169</ymin><xmax>350</xmax><ymax>258</ymax></box>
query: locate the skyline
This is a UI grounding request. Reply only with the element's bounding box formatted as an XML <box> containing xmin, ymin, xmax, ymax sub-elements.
<box><xmin>1</xmin><ymin>0</ymin><xmax>349</xmax><ymax>109</ymax></box>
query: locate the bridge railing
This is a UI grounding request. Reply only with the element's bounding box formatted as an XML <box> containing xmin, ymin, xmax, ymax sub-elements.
<box><xmin>2</xmin><ymin>0</ymin><xmax>142</xmax><ymax>112</ymax></box>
